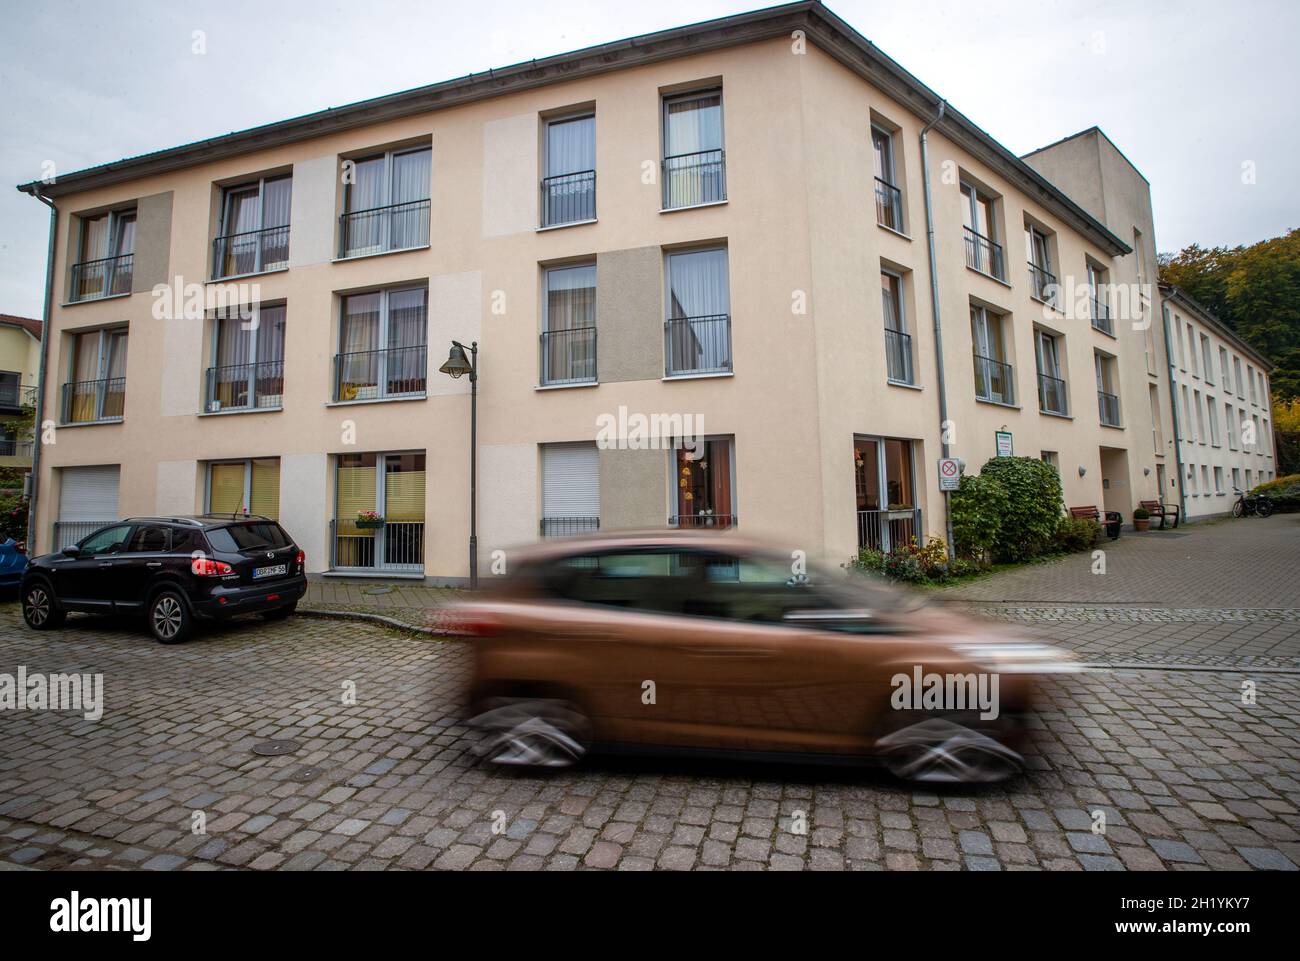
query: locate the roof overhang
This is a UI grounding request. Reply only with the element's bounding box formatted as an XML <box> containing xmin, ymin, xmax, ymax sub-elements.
<box><xmin>15</xmin><ymin>1</ymin><xmax>1130</xmax><ymax>256</ymax></box>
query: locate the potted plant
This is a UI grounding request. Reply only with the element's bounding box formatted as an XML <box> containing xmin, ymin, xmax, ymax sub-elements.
<box><xmin>355</xmin><ymin>510</ymin><xmax>385</xmax><ymax>529</ymax></box>
<box><xmin>1133</xmin><ymin>507</ymin><xmax>1150</xmax><ymax>532</ymax></box>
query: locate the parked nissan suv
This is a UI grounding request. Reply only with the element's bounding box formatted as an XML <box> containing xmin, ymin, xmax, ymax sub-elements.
<box><xmin>20</xmin><ymin>515</ymin><xmax>307</xmax><ymax>644</ymax></box>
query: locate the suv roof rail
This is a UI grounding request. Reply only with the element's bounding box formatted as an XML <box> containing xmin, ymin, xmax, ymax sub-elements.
<box><xmin>123</xmin><ymin>516</ymin><xmax>206</xmax><ymax>527</ymax></box>
<box><xmin>198</xmin><ymin>512</ymin><xmax>274</xmax><ymax>522</ymax></box>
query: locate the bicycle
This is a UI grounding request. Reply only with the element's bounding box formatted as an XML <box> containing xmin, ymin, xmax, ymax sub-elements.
<box><xmin>1232</xmin><ymin>487</ymin><xmax>1274</xmax><ymax>518</ymax></box>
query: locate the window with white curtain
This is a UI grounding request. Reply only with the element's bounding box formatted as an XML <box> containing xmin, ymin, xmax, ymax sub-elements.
<box><xmin>207</xmin><ymin>304</ymin><xmax>286</xmax><ymax>412</ymax></box>
<box><xmin>341</xmin><ymin>145</ymin><xmax>431</xmax><ymax>256</ymax></box>
<box><xmin>970</xmin><ymin>305</ymin><xmax>1012</xmax><ymax>405</ymax></box>
<box><xmin>72</xmin><ymin>208</ymin><xmax>136</xmax><ymax>300</ymax></box>
<box><xmin>64</xmin><ymin>327</ymin><xmax>128</xmax><ymax>423</ymax></box>
<box><xmin>666</xmin><ymin>248</ymin><xmax>731</xmax><ymax>375</ymax></box>
<box><xmin>214</xmin><ymin>175</ymin><xmax>291</xmax><ymax>278</ymax></box>
<box><xmin>542</xmin><ymin>114</ymin><xmax>596</xmax><ymax>226</ymax></box>
<box><xmin>662</xmin><ymin>90</ymin><xmax>725</xmax><ymax>208</ymax></box>
<box><xmin>881</xmin><ymin>270</ymin><xmax>912</xmax><ymax>385</ymax></box>
<box><xmin>336</xmin><ymin>286</ymin><xmax>428</xmax><ymax>401</ymax></box>
<box><xmin>541</xmin><ymin>264</ymin><xmax>596</xmax><ymax>385</ymax></box>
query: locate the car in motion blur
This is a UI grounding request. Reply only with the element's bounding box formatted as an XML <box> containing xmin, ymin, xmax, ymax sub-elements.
<box><xmin>456</xmin><ymin>532</ymin><xmax>1077</xmax><ymax>784</ymax></box>
<box><xmin>0</xmin><ymin>529</ymin><xmax>28</xmax><ymax>589</ymax></box>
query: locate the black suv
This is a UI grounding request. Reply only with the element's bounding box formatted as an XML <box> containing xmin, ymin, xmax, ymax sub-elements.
<box><xmin>20</xmin><ymin>515</ymin><xmax>307</xmax><ymax>644</ymax></box>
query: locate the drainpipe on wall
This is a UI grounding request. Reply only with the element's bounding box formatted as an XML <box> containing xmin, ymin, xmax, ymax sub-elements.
<box><xmin>27</xmin><ymin>189</ymin><xmax>58</xmax><ymax>555</ymax></box>
<box><xmin>919</xmin><ymin>100</ymin><xmax>956</xmax><ymax>560</ymax></box>
<box><xmin>1160</xmin><ymin>301</ymin><xmax>1188</xmax><ymax>515</ymax></box>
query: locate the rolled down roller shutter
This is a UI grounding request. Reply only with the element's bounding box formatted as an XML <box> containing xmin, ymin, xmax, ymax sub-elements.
<box><xmin>541</xmin><ymin>442</ymin><xmax>598</xmax><ymax>535</ymax></box>
<box><xmin>56</xmin><ymin>465</ymin><xmax>121</xmax><ymax>547</ymax></box>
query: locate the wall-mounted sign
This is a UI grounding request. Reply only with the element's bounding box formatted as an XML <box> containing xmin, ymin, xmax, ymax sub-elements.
<box><xmin>938</xmin><ymin>458</ymin><xmax>961</xmax><ymax>492</ymax></box>
<box><xmin>995</xmin><ymin>431</ymin><xmax>1014</xmax><ymax>457</ymax></box>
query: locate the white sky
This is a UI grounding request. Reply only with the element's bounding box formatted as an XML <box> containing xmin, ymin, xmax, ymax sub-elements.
<box><xmin>2</xmin><ymin>0</ymin><xmax>1296</xmax><ymax>317</ymax></box>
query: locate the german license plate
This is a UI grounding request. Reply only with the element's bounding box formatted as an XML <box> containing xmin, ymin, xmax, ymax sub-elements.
<box><xmin>254</xmin><ymin>564</ymin><xmax>287</xmax><ymax>579</ymax></box>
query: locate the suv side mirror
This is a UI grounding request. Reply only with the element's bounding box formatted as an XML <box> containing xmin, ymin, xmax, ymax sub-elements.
<box><xmin>62</xmin><ymin>545</ymin><xmax>80</xmax><ymax>558</ymax></box>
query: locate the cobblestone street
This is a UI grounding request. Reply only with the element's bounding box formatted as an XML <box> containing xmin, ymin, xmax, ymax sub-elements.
<box><xmin>1</xmin><ymin>517</ymin><xmax>1297</xmax><ymax>871</ymax></box>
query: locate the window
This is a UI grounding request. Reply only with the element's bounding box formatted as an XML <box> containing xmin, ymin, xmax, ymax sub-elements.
<box><xmin>1214</xmin><ymin>466</ymin><xmax>1224</xmax><ymax>494</ymax></box>
<box><xmin>206</xmin><ymin>304</ymin><xmax>286</xmax><ymax>412</ymax></box>
<box><xmin>207</xmin><ymin>458</ymin><xmax>281</xmax><ymax>520</ymax></box>
<box><xmin>1035</xmin><ymin>329</ymin><xmax>1067</xmax><ymax>415</ymax></box>
<box><xmin>1186</xmin><ymin>463</ymin><xmax>1197</xmax><ymax>495</ymax></box>
<box><xmin>75</xmin><ymin>524</ymin><xmax>132</xmax><ymax>557</ymax></box>
<box><xmin>1087</xmin><ymin>262</ymin><xmax>1111</xmax><ymax>334</ymax></box>
<box><xmin>339</xmin><ymin>145</ymin><xmax>431</xmax><ymax>257</ymax></box>
<box><xmin>961</xmin><ymin>183</ymin><xmax>1003</xmax><ymax>279</ymax></box>
<box><xmin>63</xmin><ymin>327</ymin><xmax>128</xmax><ymax>423</ymax></box>
<box><xmin>1200</xmin><ymin>335</ymin><xmax>1213</xmax><ymax>383</ymax></box>
<box><xmin>1179</xmin><ymin>385</ymin><xmax>1192</xmax><ymax>441</ymax></box>
<box><xmin>971</xmin><ymin>305</ymin><xmax>1013</xmax><ymax>404</ymax></box>
<box><xmin>540</xmin><ymin>442</ymin><xmax>599</xmax><ymax>536</ymax></box>
<box><xmin>1206</xmin><ymin>394</ymin><xmax>1221</xmax><ymax>446</ymax></box>
<box><xmin>72</xmin><ymin>208</ymin><xmax>135</xmax><ymax>301</ymax></box>
<box><xmin>673</xmin><ymin>437</ymin><xmax>735</xmax><ymax>528</ymax></box>
<box><xmin>1232</xmin><ymin>467</ymin><xmax>1240</xmax><ymax>491</ymax></box>
<box><xmin>665</xmin><ymin>248</ymin><xmax>730</xmax><ymax>376</ymax></box>
<box><xmin>126</xmin><ymin>525</ymin><xmax>171</xmax><ymax>553</ymax></box>
<box><xmin>1247</xmin><ymin>365</ymin><xmax>1257</xmax><ymax>404</ymax></box>
<box><xmin>213</xmin><ymin>175</ymin><xmax>291</xmax><ymax>278</ymax></box>
<box><xmin>541</xmin><ymin>264</ymin><xmax>596</xmax><ymax>386</ymax></box>
<box><xmin>1096</xmin><ymin>352</ymin><xmax>1120</xmax><ymax>426</ymax></box>
<box><xmin>0</xmin><ymin>370</ymin><xmax>22</xmax><ymax>410</ymax></box>
<box><xmin>1041</xmin><ymin>451</ymin><xmax>1059</xmax><ymax>471</ymax></box>
<box><xmin>1148</xmin><ymin>385</ymin><xmax>1163</xmax><ymax>453</ymax></box>
<box><xmin>1192</xmin><ymin>390</ymin><xmax>1205</xmax><ymax>443</ymax></box>
<box><xmin>662</xmin><ymin>89</ymin><xmax>725</xmax><ymax>209</ymax></box>
<box><xmin>872</xmin><ymin>125</ymin><xmax>902</xmax><ymax>231</ymax></box>
<box><xmin>1220</xmin><ymin>347</ymin><xmax>1231</xmax><ymax>393</ymax></box>
<box><xmin>542</xmin><ymin>113</ymin><xmax>596</xmax><ymax>226</ymax></box>
<box><xmin>1233</xmin><ymin>356</ymin><xmax>1244</xmax><ymax>397</ymax></box>
<box><xmin>207</xmin><ymin>523</ymin><xmax>291</xmax><ymax>553</ymax></box>
<box><xmin>881</xmin><ymin>270</ymin><xmax>912</xmax><ymax>384</ymax></box>
<box><xmin>55</xmin><ymin>464</ymin><xmax>120</xmax><ymax>549</ymax></box>
<box><xmin>1025</xmin><ymin>224</ymin><xmax>1057</xmax><ymax>306</ymax></box>
<box><xmin>335</xmin><ymin>286</ymin><xmax>428</xmax><ymax>401</ymax></box>
<box><xmin>1226</xmin><ymin>401</ymin><xmax>1237</xmax><ymax>450</ymax></box>
<box><xmin>854</xmin><ymin>437</ymin><xmax>918</xmax><ymax>552</ymax></box>
<box><xmin>333</xmin><ymin>452</ymin><xmax>425</xmax><ymax>572</ymax></box>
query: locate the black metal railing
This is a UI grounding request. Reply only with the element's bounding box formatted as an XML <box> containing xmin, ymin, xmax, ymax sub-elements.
<box><xmin>963</xmin><ymin>227</ymin><xmax>1004</xmax><ymax>280</ymax></box>
<box><xmin>0</xmin><ymin>438</ymin><xmax>33</xmax><ymax>458</ymax></box>
<box><xmin>874</xmin><ymin>177</ymin><xmax>903</xmax><ymax>231</ymax></box>
<box><xmin>1091</xmin><ymin>296</ymin><xmax>1113</xmax><ymax>335</ymax></box>
<box><xmin>662</xmin><ymin>149</ymin><xmax>726</xmax><ymax>209</ymax></box>
<box><xmin>665</xmin><ymin>314</ymin><xmax>731</xmax><ymax>376</ymax></box>
<box><xmin>540</xmin><ymin>516</ymin><xmax>600</xmax><ymax>538</ymax></box>
<box><xmin>205</xmin><ymin>360</ymin><xmax>285</xmax><ymax>412</ymax></box>
<box><xmin>339</xmin><ymin>199</ymin><xmax>430</xmax><ymax>258</ymax></box>
<box><xmin>53</xmin><ymin>520</ymin><xmax>115</xmax><ymax>551</ymax></box>
<box><xmin>334</xmin><ymin>345</ymin><xmax>427</xmax><ymax>402</ymax></box>
<box><xmin>671</xmin><ymin>513</ymin><xmax>737</xmax><ymax>529</ymax></box>
<box><xmin>1038</xmin><ymin>372</ymin><xmax>1069</xmax><ymax>415</ymax></box>
<box><xmin>541</xmin><ymin>170</ymin><xmax>596</xmax><ymax>227</ymax></box>
<box><xmin>856</xmin><ymin>508</ymin><xmax>921</xmax><ymax>553</ymax></box>
<box><xmin>61</xmin><ymin>377</ymin><xmax>125</xmax><ymax>424</ymax></box>
<box><xmin>0</xmin><ymin>382</ymin><xmax>36</xmax><ymax>410</ymax></box>
<box><xmin>1028</xmin><ymin>262</ymin><xmax>1059</xmax><ymax>307</ymax></box>
<box><xmin>1098</xmin><ymin>390</ymin><xmax>1121</xmax><ymax>427</ymax></box>
<box><xmin>973</xmin><ymin>354</ymin><xmax>1014</xmax><ymax>405</ymax></box>
<box><xmin>540</xmin><ymin>327</ymin><xmax>597</xmax><ymax>386</ymax></box>
<box><xmin>212</xmin><ymin>224</ymin><xmax>290</xmax><ymax>279</ymax></box>
<box><xmin>884</xmin><ymin>328</ymin><xmax>913</xmax><ymax>385</ymax></box>
<box><xmin>330</xmin><ymin>518</ymin><xmax>424</xmax><ymax>572</ymax></box>
<box><xmin>70</xmin><ymin>253</ymin><xmax>133</xmax><ymax>302</ymax></box>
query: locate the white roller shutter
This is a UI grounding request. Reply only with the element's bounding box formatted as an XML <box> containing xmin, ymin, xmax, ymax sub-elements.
<box><xmin>541</xmin><ymin>443</ymin><xmax>599</xmax><ymax>534</ymax></box>
<box><xmin>58</xmin><ymin>465</ymin><xmax>121</xmax><ymax>521</ymax></box>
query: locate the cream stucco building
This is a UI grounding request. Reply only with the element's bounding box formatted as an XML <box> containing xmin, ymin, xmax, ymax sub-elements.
<box><xmin>0</xmin><ymin>314</ymin><xmax>41</xmax><ymax>472</ymax></box>
<box><xmin>18</xmin><ymin>2</ymin><xmax>1179</xmax><ymax>581</ymax></box>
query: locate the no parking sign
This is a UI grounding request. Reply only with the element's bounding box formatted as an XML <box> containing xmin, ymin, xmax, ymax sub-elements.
<box><xmin>938</xmin><ymin>457</ymin><xmax>961</xmax><ymax>491</ymax></box>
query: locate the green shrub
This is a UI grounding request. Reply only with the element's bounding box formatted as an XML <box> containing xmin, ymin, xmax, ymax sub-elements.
<box><xmin>1054</xmin><ymin>516</ymin><xmax>1100</xmax><ymax>553</ymax></box>
<box><xmin>949</xmin><ymin>473</ymin><xmax>1009</xmax><ymax>561</ymax></box>
<box><xmin>978</xmin><ymin>456</ymin><xmax>1065</xmax><ymax>562</ymax></box>
<box><xmin>846</xmin><ymin>536</ymin><xmax>957</xmax><ymax>584</ymax></box>
<box><xmin>1254</xmin><ymin>473</ymin><xmax>1300</xmax><ymax>512</ymax></box>
<box><xmin>0</xmin><ymin>491</ymin><xmax>28</xmax><ymax>544</ymax></box>
<box><xmin>1133</xmin><ymin>507</ymin><xmax>1150</xmax><ymax>520</ymax></box>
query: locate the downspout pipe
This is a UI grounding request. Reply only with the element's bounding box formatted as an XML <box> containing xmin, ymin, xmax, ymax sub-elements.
<box><xmin>1160</xmin><ymin>302</ymin><xmax>1187</xmax><ymax>515</ymax></box>
<box><xmin>27</xmin><ymin>188</ymin><xmax>58</xmax><ymax>555</ymax></box>
<box><xmin>919</xmin><ymin>100</ymin><xmax>956</xmax><ymax>560</ymax></box>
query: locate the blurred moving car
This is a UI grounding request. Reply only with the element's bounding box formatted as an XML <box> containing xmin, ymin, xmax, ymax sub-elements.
<box><xmin>456</xmin><ymin>532</ymin><xmax>1077</xmax><ymax>783</ymax></box>
<box><xmin>0</xmin><ymin>530</ymin><xmax>28</xmax><ymax>588</ymax></box>
<box><xmin>20</xmin><ymin>515</ymin><xmax>306</xmax><ymax>643</ymax></box>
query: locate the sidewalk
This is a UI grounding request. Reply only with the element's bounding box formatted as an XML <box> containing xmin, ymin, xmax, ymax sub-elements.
<box><xmin>301</xmin><ymin>579</ymin><xmax>461</xmax><ymax>632</ymax></box>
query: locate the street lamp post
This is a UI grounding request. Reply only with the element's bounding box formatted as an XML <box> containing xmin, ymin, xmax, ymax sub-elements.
<box><xmin>438</xmin><ymin>340</ymin><xmax>478</xmax><ymax>589</ymax></box>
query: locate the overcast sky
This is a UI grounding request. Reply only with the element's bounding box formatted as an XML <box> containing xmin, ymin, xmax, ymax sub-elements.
<box><xmin>2</xmin><ymin>0</ymin><xmax>1296</xmax><ymax>317</ymax></box>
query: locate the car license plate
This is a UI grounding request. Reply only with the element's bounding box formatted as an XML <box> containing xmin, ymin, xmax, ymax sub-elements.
<box><xmin>254</xmin><ymin>564</ymin><xmax>287</xmax><ymax>579</ymax></box>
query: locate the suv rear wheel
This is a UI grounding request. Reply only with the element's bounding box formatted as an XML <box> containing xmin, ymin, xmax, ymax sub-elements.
<box><xmin>22</xmin><ymin>581</ymin><xmax>66</xmax><ymax>630</ymax></box>
<box><xmin>148</xmin><ymin>589</ymin><xmax>192</xmax><ymax>644</ymax></box>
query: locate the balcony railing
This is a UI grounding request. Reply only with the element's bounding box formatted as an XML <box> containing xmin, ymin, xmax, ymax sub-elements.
<box><xmin>662</xmin><ymin>149</ymin><xmax>726</xmax><ymax>209</ymax></box>
<box><xmin>540</xmin><ymin>516</ymin><xmax>600</xmax><ymax>538</ymax></box>
<box><xmin>541</xmin><ymin>170</ymin><xmax>596</xmax><ymax>227</ymax></box>
<box><xmin>0</xmin><ymin>438</ymin><xmax>33</xmax><ymax>458</ymax></box>
<box><xmin>1028</xmin><ymin>262</ymin><xmax>1059</xmax><ymax>307</ymax></box>
<box><xmin>884</xmin><ymin>328</ymin><xmax>914</xmax><ymax>385</ymax></box>
<box><xmin>874</xmin><ymin>177</ymin><xmax>903</xmax><ymax>231</ymax></box>
<box><xmin>205</xmin><ymin>360</ymin><xmax>285</xmax><ymax>412</ymax></box>
<box><xmin>1037</xmin><ymin>372</ymin><xmax>1069</xmax><ymax>415</ymax></box>
<box><xmin>857</xmin><ymin>507</ymin><xmax>921</xmax><ymax>554</ymax></box>
<box><xmin>665</xmin><ymin>314</ymin><xmax>731</xmax><ymax>377</ymax></box>
<box><xmin>212</xmin><ymin>224</ymin><xmax>290</xmax><ymax>279</ymax></box>
<box><xmin>963</xmin><ymin>227</ymin><xmax>1004</xmax><ymax>280</ymax></box>
<box><xmin>973</xmin><ymin>354</ymin><xmax>1014</xmax><ymax>405</ymax></box>
<box><xmin>70</xmin><ymin>253</ymin><xmax>133</xmax><ymax>302</ymax></box>
<box><xmin>671</xmin><ymin>513</ymin><xmax>737</xmax><ymax>529</ymax></box>
<box><xmin>53</xmin><ymin>520</ymin><xmax>115</xmax><ymax>551</ymax></box>
<box><xmin>540</xmin><ymin>327</ymin><xmax>597</xmax><ymax>386</ymax></box>
<box><xmin>338</xmin><ymin>199</ymin><xmax>430</xmax><ymax>258</ymax></box>
<box><xmin>0</xmin><ymin>383</ymin><xmax>36</xmax><ymax>410</ymax></box>
<box><xmin>1091</xmin><ymin>296</ymin><xmax>1113</xmax><ymax>335</ymax></box>
<box><xmin>334</xmin><ymin>345</ymin><xmax>427</xmax><ymax>402</ymax></box>
<box><xmin>1098</xmin><ymin>389</ymin><xmax>1121</xmax><ymax>427</ymax></box>
<box><xmin>331</xmin><ymin>518</ymin><xmax>424</xmax><ymax>573</ymax></box>
<box><xmin>61</xmin><ymin>377</ymin><xmax>125</xmax><ymax>424</ymax></box>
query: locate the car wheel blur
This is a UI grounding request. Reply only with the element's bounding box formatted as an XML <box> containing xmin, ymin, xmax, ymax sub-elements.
<box><xmin>470</xmin><ymin>698</ymin><xmax>590</xmax><ymax>768</ymax></box>
<box><xmin>875</xmin><ymin>715</ymin><xmax>1023</xmax><ymax>784</ymax></box>
<box><xmin>148</xmin><ymin>589</ymin><xmax>192</xmax><ymax>645</ymax></box>
<box><xmin>22</xmin><ymin>581</ymin><xmax>66</xmax><ymax>630</ymax></box>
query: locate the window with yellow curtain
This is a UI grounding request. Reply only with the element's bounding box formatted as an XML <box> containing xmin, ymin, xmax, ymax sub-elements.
<box><xmin>207</xmin><ymin>458</ymin><xmax>281</xmax><ymax>520</ymax></box>
<box><xmin>250</xmin><ymin>458</ymin><xmax>280</xmax><ymax>519</ymax></box>
<box><xmin>384</xmin><ymin>453</ymin><xmax>426</xmax><ymax>521</ymax></box>
<box><xmin>208</xmin><ymin>462</ymin><xmax>246</xmax><ymax>515</ymax></box>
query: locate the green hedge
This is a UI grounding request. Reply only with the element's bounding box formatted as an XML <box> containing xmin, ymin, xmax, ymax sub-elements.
<box><xmin>977</xmin><ymin>457</ymin><xmax>1065</xmax><ymax>562</ymax></box>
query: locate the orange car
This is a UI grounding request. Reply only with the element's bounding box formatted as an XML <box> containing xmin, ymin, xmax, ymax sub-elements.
<box><xmin>454</xmin><ymin>531</ymin><xmax>1076</xmax><ymax>783</ymax></box>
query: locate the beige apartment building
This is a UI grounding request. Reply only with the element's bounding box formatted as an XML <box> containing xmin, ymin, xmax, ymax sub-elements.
<box><xmin>1159</xmin><ymin>283</ymin><xmax>1275</xmax><ymax>519</ymax></box>
<box><xmin>18</xmin><ymin>1</ymin><xmax>1173</xmax><ymax>582</ymax></box>
<box><xmin>0</xmin><ymin>314</ymin><xmax>41</xmax><ymax>472</ymax></box>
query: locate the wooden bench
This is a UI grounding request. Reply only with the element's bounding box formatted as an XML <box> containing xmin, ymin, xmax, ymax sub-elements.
<box><xmin>1139</xmin><ymin>499</ymin><xmax>1180</xmax><ymax>530</ymax></box>
<box><xmin>1069</xmin><ymin>505</ymin><xmax>1123</xmax><ymax>540</ymax></box>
